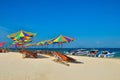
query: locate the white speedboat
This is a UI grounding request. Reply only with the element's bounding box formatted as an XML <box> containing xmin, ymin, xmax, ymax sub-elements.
<box><xmin>98</xmin><ymin>51</ymin><xmax>115</xmax><ymax>58</ymax></box>
<box><xmin>69</xmin><ymin>49</ymin><xmax>89</xmax><ymax>56</ymax></box>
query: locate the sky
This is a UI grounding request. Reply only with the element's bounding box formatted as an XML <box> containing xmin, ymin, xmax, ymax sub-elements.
<box><xmin>0</xmin><ymin>0</ymin><xmax>120</xmax><ymax>48</ymax></box>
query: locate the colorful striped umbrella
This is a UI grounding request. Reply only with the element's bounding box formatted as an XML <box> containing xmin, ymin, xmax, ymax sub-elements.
<box><xmin>37</xmin><ymin>40</ymin><xmax>53</xmax><ymax>46</ymax></box>
<box><xmin>36</xmin><ymin>41</ymin><xmax>46</xmax><ymax>46</ymax></box>
<box><xmin>36</xmin><ymin>40</ymin><xmax>53</xmax><ymax>54</ymax></box>
<box><xmin>46</xmin><ymin>40</ymin><xmax>53</xmax><ymax>45</ymax></box>
<box><xmin>7</xmin><ymin>30</ymin><xmax>36</xmax><ymax>44</ymax></box>
<box><xmin>25</xmin><ymin>43</ymin><xmax>36</xmax><ymax>47</ymax></box>
<box><xmin>53</xmin><ymin>35</ymin><xmax>74</xmax><ymax>53</ymax></box>
<box><xmin>53</xmin><ymin>35</ymin><xmax>74</xmax><ymax>44</ymax></box>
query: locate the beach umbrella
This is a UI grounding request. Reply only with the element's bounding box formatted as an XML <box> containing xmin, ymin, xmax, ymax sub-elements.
<box><xmin>10</xmin><ymin>40</ymin><xmax>25</xmax><ymax>49</ymax></box>
<box><xmin>36</xmin><ymin>41</ymin><xmax>48</xmax><ymax>51</ymax></box>
<box><xmin>37</xmin><ymin>41</ymin><xmax>46</xmax><ymax>46</ymax></box>
<box><xmin>25</xmin><ymin>43</ymin><xmax>36</xmax><ymax>47</ymax></box>
<box><xmin>48</xmin><ymin>38</ymin><xmax>56</xmax><ymax>49</ymax></box>
<box><xmin>36</xmin><ymin>40</ymin><xmax>50</xmax><ymax>50</ymax></box>
<box><xmin>46</xmin><ymin>40</ymin><xmax>53</xmax><ymax>45</ymax></box>
<box><xmin>0</xmin><ymin>42</ymin><xmax>6</xmax><ymax>48</ymax></box>
<box><xmin>36</xmin><ymin>40</ymin><xmax>53</xmax><ymax>53</ymax></box>
<box><xmin>7</xmin><ymin>42</ymin><xmax>19</xmax><ymax>49</ymax></box>
<box><xmin>53</xmin><ymin>35</ymin><xmax>74</xmax><ymax>53</ymax></box>
<box><xmin>53</xmin><ymin>35</ymin><xmax>74</xmax><ymax>44</ymax></box>
<box><xmin>7</xmin><ymin>30</ymin><xmax>36</xmax><ymax>43</ymax></box>
<box><xmin>53</xmin><ymin>35</ymin><xmax>74</xmax><ymax>45</ymax></box>
<box><xmin>37</xmin><ymin>40</ymin><xmax>53</xmax><ymax>46</ymax></box>
<box><xmin>7</xmin><ymin>30</ymin><xmax>36</xmax><ymax>49</ymax></box>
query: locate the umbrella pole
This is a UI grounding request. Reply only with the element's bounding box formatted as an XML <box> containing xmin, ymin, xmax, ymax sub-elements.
<box><xmin>61</xmin><ymin>43</ymin><xmax>63</xmax><ymax>54</ymax></box>
<box><xmin>52</xmin><ymin>44</ymin><xmax>54</xmax><ymax>49</ymax></box>
<box><xmin>47</xmin><ymin>45</ymin><xmax>48</xmax><ymax>54</ymax></box>
<box><xmin>52</xmin><ymin>44</ymin><xmax>54</xmax><ymax>52</ymax></box>
<box><xmin>15</xmin><ymin>44</ymin><xmax>18</xmax><ymax>52</ymax></box>
<box><xmin>21</xmin><ymin>41</ymin><xmax>23</xmax><ymax>51</ymax></box>
<box><xmin>22</xmin><ymin>42</ymin><xmax>25</xmax><ymax>51</ymax></box>
<box><xmin>44</xmin><ymin>45</ymin><xmax>46</xmax><ymax>53</ymax></box>
<box><xmin>58</xmin><ymin>44</ymin><xmax>60</xmax><ymax>52</ymax></box>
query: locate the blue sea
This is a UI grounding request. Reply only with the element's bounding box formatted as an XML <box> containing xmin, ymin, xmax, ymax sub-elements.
<box><xmin>24</xmin><ymin>48</ymin><xmax>120</xmax><ymax>58</ymax></box>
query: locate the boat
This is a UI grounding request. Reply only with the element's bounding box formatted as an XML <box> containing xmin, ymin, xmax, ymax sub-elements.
<box><xmin>87</xmin><ymin>49</ymin><xmax>98</xmax><ymax>57</ymax></box>
<box><xmin>98</xmin><ymin>51</ymin><xmax>115</xmax><ymax>58</ymax></box>
<box><xmin>69</xmin><ymin>49</ymin><xmax>89</xmax><ymax>56</ymax></box>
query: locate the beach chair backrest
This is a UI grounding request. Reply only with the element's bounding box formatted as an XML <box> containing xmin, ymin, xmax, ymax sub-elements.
<box><xmin>55</xmin><ymin>52</ymin><xmax>68</xmax><ymax>61</ymax></box>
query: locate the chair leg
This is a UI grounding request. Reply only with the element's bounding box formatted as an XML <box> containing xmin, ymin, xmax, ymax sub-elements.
<box><xmin>53</xmin><ymin>59</ymin><xmax>70</xmax><ymax>66</ymax></box>
<box><xmin>22</xmin><ymin>54</ymin><xmax>26</xmax><ymax>58</ymax></box>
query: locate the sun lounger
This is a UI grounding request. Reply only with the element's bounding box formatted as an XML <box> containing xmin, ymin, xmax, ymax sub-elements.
<box><xmin>53</xmin><ymin>52</ymin><xmax>76</xmax><ymax>66</ymax></box>
<box><xmin>22</xmin><ymin>50</ymin><xmax>37</xmax><ymax>58</ymax></box>
<box><xmin>0</xmin><ymin>48</ymin><xmax>7</xmax><ymax>53</ymax></box>
<box><xmin>56</xmin><ymin>52</ymin><xmax>76</xmax><ymax>62</ymax></box>
<box><xmin>47</xmin><ymin>51</ymin><xmax>54</xmax><ymax>56</ymax></box>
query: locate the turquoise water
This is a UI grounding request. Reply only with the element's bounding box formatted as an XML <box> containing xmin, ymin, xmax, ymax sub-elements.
<box><xmin>23</xmin><ymin>48</ymin><xmax>120</xmax><ymax>58</ymax></box>
<box><xmin>11</xmin><ymin>48</ymin><xmax>120</xmax><ymax>58</ymax></box>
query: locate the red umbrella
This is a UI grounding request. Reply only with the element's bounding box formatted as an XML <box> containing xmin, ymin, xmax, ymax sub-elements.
<box><xmin>0</xmin><ymin>42</ymin><xmax>6</xmax><ymax>47</ymax></box>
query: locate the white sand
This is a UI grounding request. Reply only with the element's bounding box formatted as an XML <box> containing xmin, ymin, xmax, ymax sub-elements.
<box><xmin>0</xmin><ymin>52</ymin><xmax>120</xmax><ymax>80</ymax></box>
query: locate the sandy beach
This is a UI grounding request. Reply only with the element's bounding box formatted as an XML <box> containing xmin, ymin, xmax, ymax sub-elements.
<box><xmin>0</xmin><ymin>52</ymin><xmax>120</xmax><ymax>80</ymax></box>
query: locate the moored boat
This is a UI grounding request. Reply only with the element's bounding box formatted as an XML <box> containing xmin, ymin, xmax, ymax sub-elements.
<box><xmin>98</xmin><ymin>51</ymin><xmax>115</xmax><ymax>58</ymax></box>
<box><xmin>87</xmin><ymin>49</ymin><xmax>98</xmax><ymax>57</ymax></box>
<box><xmin>69</xmin><ymin>49</ymin><xmax>89</xmax><ymax>56</ymax></box>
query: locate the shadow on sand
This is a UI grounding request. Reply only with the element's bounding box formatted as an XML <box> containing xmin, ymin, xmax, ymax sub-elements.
<box><xmin>70</xmin><ymin>61</ymin><xmax>84</xmax><ymax>64</ymax></box>
<box><xmin>23</xmin><ymin>54</ymin><xmax>49</xmax><ymax>59</ymax></box>
<box><xmin>36</xmin><ymin>55</ymin><xmax>49</xmax><ymax>59</ymax></box>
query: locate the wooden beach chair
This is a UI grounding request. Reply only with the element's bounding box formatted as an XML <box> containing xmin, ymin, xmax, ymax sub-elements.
<box><xmin>53</xmin><ymin>52</ymin><xmax>76</xmax><ymax>66</ymax></box>
<box><xmin>0</xmin><ymin>48</ymin><xmax>2</xmax><ymax>53</ymax></box>
<box><xmin>0</xmin><ymin>48</ymin><xmax>7</xmax><ymax>53</ymax></box>
<box><xmin>22</xmin><ymin>50</ymin><xmax>37</xmax><ymax>58</ymax></box>
<box><xmin>53</xmin><ymin>52</ymin><xmax>69</xmax><ymax>66</ymax></box>
<box><xmin>47</xmin><ymin>51</ymin><xmax>54</xmax><ymax>57</ymax></box>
